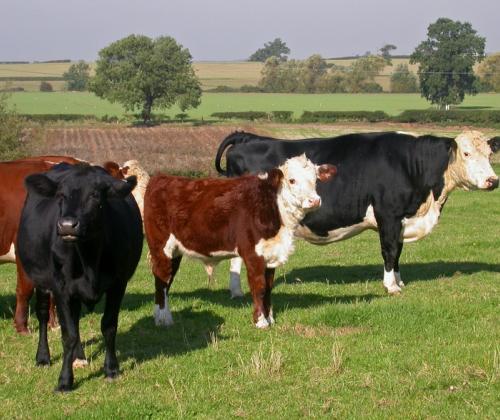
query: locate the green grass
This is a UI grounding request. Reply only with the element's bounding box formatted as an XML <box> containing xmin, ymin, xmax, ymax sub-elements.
<box><xmin>1</xmin><ymin>166</ymin><xmax>499</xmax><ymax>417</ymax></box>
<box><xmin>7</xmin><ymin>91</ymin><xmax>500</xmax><ymax>120</ymax></box>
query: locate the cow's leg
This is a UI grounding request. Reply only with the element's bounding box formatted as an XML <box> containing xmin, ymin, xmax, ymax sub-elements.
<box><xmin>264</xmin><ymin>268</ymin><xmax>275</xmax><ymax>325</ymax></box>
<box><xmin>48</xmin><ymin>293</ymin><xmax>59</xmax><ymax>330</ymax></box>
<box><xmin>377</xmin><ymin>216</ymin><xmax>403</xmax><ymax>294</ymax></box>
<box><xmin>14</xmin><ymin>261</ymin><xmax>34</xmax><ymax>334</ymax></box>
<box><xmin>242</xmin><ymin>254</ymin><xmax>268</xmax><ymax>328</ymax></box>
<box><xmin>54</xmin><ymin>297</ymin><xmax>81</xmax><ymax>392</ymax></box>
<box><xmin>394</xmin><ymin>241</ymin><xmax>405</xmax><ymax>287</ymax></box>
<box><xmin>35</xmin><ymin>288</ymin><xmax>51</xmax><ymax>366</ymax></box>
<box><xmin>101</xmin><ymin>282</ymin><xmax>126</xmax><ymax>380</ymax></box>
<box><xmin>72</xmin><ymin>305</ymin><xmax>87</xmax><ymax>369</ymax></box>
<box><xmin>229</xmin><ymin>257</ymin><xmax>244</xmax><ymax>298</ymax></box>
<box><xmin>152</xmin><ymin>253</ymin><xmax>182</xmax><ymax>327</ymax></box>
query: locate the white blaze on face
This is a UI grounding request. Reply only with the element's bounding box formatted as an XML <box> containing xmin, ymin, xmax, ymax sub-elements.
<box><xmin>452</xmin><ymin>131</ymin><xmax>498</xmax><ymax>190</ymax></box>
<box><xmin>279</xmin><ymin>154</ymin><xmax>321</xmax><ymax>215</ymax></box>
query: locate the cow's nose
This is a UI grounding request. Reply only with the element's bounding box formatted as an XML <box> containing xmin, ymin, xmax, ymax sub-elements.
<box><xmin>57</xmin><ymin>218</ymin><xmax>80</xmax><ymax>235</ymax></box>
<box><xmin>487</xmin><ymin>177</ymin><xmax>499</xmax><ymax>190</ymax></box>
<box><xmin>308</xmin><ymin>197</ymin><xmax>321</xmax><ymax>208</ymax></box>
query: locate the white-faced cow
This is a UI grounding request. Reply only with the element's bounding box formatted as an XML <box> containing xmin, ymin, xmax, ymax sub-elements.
<box><xmin>16</xmin><ymin>163</ymin><xmax>143</xmax><ymax>392</ymax></box>
<box><xmin>215</xmin><ymin>130</ymin><xmax>499</xmax><ymax>296</ymax></box>
<box><xmin>144</xmin><ymin>155</ymin><xmax>336</xmax><ymax>328</ymax></box>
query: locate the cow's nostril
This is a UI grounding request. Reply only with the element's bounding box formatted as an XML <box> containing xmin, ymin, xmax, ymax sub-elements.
<box><xmin>57</xmin><ymin>218</ymin><xmax>79</xmax><ymax>232</ymax></box>
<box><xmin>488</xmin><ymin>177</ymin><xmax>499</xmax><ymax>189</ymax></box>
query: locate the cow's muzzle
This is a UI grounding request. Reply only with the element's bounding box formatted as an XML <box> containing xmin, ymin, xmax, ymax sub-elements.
<box><xmin>57</xmin><ymin>217</ymin><xmax>80</xmax><ymax>241</ymax></box>
<box><xmin>486</xmin><ymin>177</ymin><xmax>499</xmax><ymax>191</ymax></box>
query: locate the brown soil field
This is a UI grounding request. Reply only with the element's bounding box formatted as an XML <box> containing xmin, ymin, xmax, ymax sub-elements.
<box><xmin>32</xmin><ymin>123</ymin><xmax>500</xmax><ymax>175</ymax></box>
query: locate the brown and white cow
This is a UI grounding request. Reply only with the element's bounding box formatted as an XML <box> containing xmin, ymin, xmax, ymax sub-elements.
<box><xmin>144</xmin><ymin>155</ymin><xmax>336</xmax><ymax>328</ymax></box>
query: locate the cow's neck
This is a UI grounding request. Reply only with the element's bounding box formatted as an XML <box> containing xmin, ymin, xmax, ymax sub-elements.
<box><xmin>440</xmin><ymin>154</ymin><xmax>464</xmax><ymax>208</ymax></box>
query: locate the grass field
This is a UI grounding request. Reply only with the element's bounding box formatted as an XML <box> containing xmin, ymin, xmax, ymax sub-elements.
<box><xmin>0</xmin><ymin>163</ymin><xmax>499</xmax><ymax>417</ymax></box>
<box><xmin>7</xmin><ymin>91</ymin><xmax>500</xmax><ymax>119</ymax></box>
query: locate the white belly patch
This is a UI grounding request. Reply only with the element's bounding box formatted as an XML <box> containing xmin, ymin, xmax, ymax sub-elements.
<box><xmin>0</xmin><ymin>243</ymin><xmax>16</xmax><ymax>264</ymax></box>
<box><xmin>401</xmin><ymin>193</ymin><xmax>441</xmax><ymax>242</ymax></box>
<box><xmin>163</xmin><ymin>233</ymin><xmax>238</xmax><ymax>264</ymax></box>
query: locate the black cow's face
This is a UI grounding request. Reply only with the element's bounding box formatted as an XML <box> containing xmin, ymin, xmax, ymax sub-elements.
<box><xmin>25</xmin><ymin>166</ymin><xmax>137</xmax><ymax>243</ymax></box>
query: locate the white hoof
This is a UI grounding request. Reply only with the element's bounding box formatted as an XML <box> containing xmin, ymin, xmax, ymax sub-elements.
<box><xmin>230</xmin><ymin>288</ymin><xmax>244</xmax><ymax>299</ymax></box>
<box><xmin>255</xmin><ymin>314</ymin><xmax>270</xmax><ymax>329</ymax></box>
<box><xmin>154</xmin><ymin>305</ymin><xmax>174</xmax><ymax>326</ymax></box>
<box><xmin>385</xmin><ymin>284</ymin><xmax>402</xmax><ymax>294</ymax></box>
<box><xmin>73</xmin><ymin>358</ymin><xmax>88</xmax><ymax>369</ymax></box>
<box><xmin>395</xmin><ymin>272</ymin><xmax>405</xmax><ymax>287</ymax></box>
<box><xmin>267</xmin><ymin>309</ymin><xmax>275</xmax><ymax>325</ymax></box>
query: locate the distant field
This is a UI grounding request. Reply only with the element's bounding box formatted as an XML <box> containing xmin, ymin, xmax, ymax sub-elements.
<box><xmin>7</xmin><ymin>91</ymin><xmax>500</xmax><ymax>119</ymax></box>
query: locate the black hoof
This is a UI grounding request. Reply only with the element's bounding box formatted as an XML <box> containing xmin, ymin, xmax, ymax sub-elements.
<box><xmin>54</xmin><ymin>383</ymin><xmax>73</xmax><ymax>393</ymax></box>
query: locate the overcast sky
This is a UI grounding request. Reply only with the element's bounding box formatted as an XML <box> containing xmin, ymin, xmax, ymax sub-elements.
<box><xmin>1</xmin><ymin>0</ymin><xmax>499</xmax><ymax>62</ymax></box>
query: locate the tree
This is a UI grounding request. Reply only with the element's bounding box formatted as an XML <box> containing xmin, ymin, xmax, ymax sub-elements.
<box><xmin>477</xmin><ymin>53</ymin><xmax>500</xmax><ymax>92</ymax></box>
<box><xmin>390</xmin><ymin>64</ymin><xmax>418</xmax><ymax>93</ymax></box>
<box><xmin>346</xmin><ymin>55</ymin><xmax>385</xmax><ymax>93</ymax></box>
<box><xmin>410</xmin><ymin>18</ymin><xmax>485</xmax><ymax>109</ymax></box>
<box><xmin>90</xmin><ymin>35</ymin><xmax>201</xmax><ymax>123</ymax></box>
<box><xmin>39</xmin><ymin>81</ymin><xmax>53</xmax><ymax>92</ymax></box>
<box><xmin>249</xmin><ymin>38</ymin><xmax>290</xmax><ymax>62</ymax></box>
<box><xmin>63</xmin><ymin>61</ymin><xmax>91</xmax><ymax>91</ymax></box>
<box><xmin>0</xmin><ymin>91</ymin><xmax>24</xmax><ymax>160</ymax></box>
<box><xmin>379</xmin><ymin>44</ymin><xmax>397</xmax><ymax>64</ymax></box>
<box><xmin>297</xmin><ymin>54</ymin><xmax>328</xmax><ymax>93</ymax></box>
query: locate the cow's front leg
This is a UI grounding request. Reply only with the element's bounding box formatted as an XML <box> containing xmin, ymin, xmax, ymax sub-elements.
<box><xmin>264</xmin><ymin>268</ymin><xmax>275</xmax><ymax>325</ymax></box>
<box><xmin>35</xmin><ymin>288</ymin><xmax>51</xmax><ymax>366</ymax></box>
<box><xmin>376</xmin><ymin>216</ymin><xmax>403</xmax><ymax>294</ymax></box>
<box><xmin>243</xmin><ymin>254</ymin><xmax>268</xmax><ymax>328</ymax></box>
<box><xmin>229</xmin><ymin>257</ymin><xmax>244</xmax><ymax>298</ymax></box>
<box><xmin>14</xmin><ymin>261</ymin><xmax>34</xmax><ymax>334</ymax></box>
<box><xmin>101</xmin><ymin>282</ymin><xmax>127</xmax><ymax>380</ymax></box>
<box><xmin>54</xmin><ymin>296</ymin><xmax>81</xmax><ymax>392</ymax></box>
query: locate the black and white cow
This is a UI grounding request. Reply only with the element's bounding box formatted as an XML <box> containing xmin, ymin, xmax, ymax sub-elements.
<box><xmin>215</xmin><ymin>130</ymin><xmax>499</xmax><ymax>296</ymax></box>
<box><xmin>16</xmin><ymin>163</ymin><xmax>143</xmax><ymax>392</ymax></box>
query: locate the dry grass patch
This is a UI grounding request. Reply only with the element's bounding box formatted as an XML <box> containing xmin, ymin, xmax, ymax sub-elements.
<box><xmin>237</xmin><ymin>344</ymin><xmax>284</xmax><ymax>377</ymax></box>
<box><xmin>279</xmin><ymin>323</ymin><xmax>365</xmax><ymax>338</ymax></box>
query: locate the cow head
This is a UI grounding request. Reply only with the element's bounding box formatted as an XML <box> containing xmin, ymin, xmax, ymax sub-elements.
<box><xmin>273</xmin><ymin>154</ymin><xmax>336</xmax><ymax>223</ymax></box>
<box><xmin>449</xmin><ymin>131</ymin><xmax>499</xmax><ymax>191</ymax></box>
<box><xmin>25</xmin><ymin>164</ymin><xmax>137</xmax><ymax>242</ymax></box>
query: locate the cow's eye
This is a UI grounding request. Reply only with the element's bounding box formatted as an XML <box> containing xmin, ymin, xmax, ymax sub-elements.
<box><xmin>289</xmin><ymin>178</ymin><xmax>296</xmax><ymax>185</ymax></box>
<box><xmin>464</xmin><ymin>152</ymin><xmax>470</xmax><ymax>157</ymax></box>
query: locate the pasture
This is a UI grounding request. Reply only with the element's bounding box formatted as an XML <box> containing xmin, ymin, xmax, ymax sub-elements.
<box><xmin>7</xmin><ymin>91</ymin><xmax>500</xmax><ymax>119</ymax></box>
<box><xmin>0</xmin><ymin>174</ymin><xmax>498</xmax><ymax>417</ymax></box>
<box><xmin>0</xmin><ymin>122</ymin><xmax>499</xmax><ymax>417</ymax></box>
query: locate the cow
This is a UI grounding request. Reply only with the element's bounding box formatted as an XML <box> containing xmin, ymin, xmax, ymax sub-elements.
<box><xmin>0</xmin><ymin>156</ymin><xmax>141</xmax><ymax>334</ymax></box>
<box><xmin>144</xmin><ymin>155</ymin><xmax>336</xmax><ymax>328</ymax></box>
<box><xmin>0</xmin><ymin>156</ymin><xmax>82</xmax><ymax>333</ymax></box>
<box><xmin>16</xmin><ymin>163</ymin><xmax>143</xmax><ymax>392</ymax></box>
<box><xmin>215</xmin><ymin>130</ymin><xmax>499</xmax><ymax>297</ymax></box>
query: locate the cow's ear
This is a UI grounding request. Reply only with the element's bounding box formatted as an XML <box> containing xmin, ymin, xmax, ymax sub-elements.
<box><xmin>317</xmin><ymin>164</ymin><xmax>337</xmax><ymax>182</ymax></box>
<box><xmin>445</xmin><ymin>138</ymin><xmax>458</xmax><ymax>154</ymax></box>
<box><xmin>102</xmin><ymin>161</ymin><xmax>124</xmax><ymax>179</ymax></box>
<box><xmin>25</xmin><ymin>173</ymin><xmax>58</xmax><ymax>197</ymax></box>
<box><xmin>107</xmin><ymin>175</ymin><xmax>137</xmax><ymax>198</ymax></box>
<box><xmin>488</xmin><ymin>136</ymin><xmax>500</xmax><ymax>153</ymax></box>
<box><xmin>267</xmin><ymin>168</ymin><xmax>284</xmax><ymax>189</ymax></box>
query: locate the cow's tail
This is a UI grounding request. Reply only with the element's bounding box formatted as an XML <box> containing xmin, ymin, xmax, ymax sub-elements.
<box><xmin>214</xmin><ymin>131</ymin><xmax>262</xmax><ymax>176</ymax></box>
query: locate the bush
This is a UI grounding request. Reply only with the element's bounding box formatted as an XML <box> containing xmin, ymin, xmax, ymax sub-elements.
<box><xmin>20</xmin><ymin>114</ymin><xmax>99</xmax><ymax>122</ymax></box>
<box><xmin>359</xmin><ymin>82</ymin><xmax>383</xmax><ymax>93</ymax></box>
<box><xmin>39</xmin><ymin>81</ymin><xmax>53</xmax><ymax>92</ymax></box>
<box><xmin>271</xmin><ymin>111</ymin><xmax>293</xmax><ymax>122</ymax></box>
<box><xmin>393</xmin><ymin>109</ymin><xmax>500</xmax><ymax>126</ymax></box>
<box><xmin>300</xmin><ymin>110</ymin><xmax>389</xmax><ymax>123</ymax></box>
<box><xmin>211</xmin><ymin>111</ymin><xmax>269</xmax><ymax>121</ymax></box>
<box><xmin>205</xmin><ymin>85</ymin><xmax>239</xmax><ymax>93</ymax></box>
<box><xmin>0</xmin><ymin>86</ymin><xmax>24</xmax><ymax>92</ymax></box>
<box><xmin>239</xmin><ymin>84</ymin><xmax>263</xmax><ymax>93</ymax></box>
<box><xmin>175</xmin><ymin>113</ymin><xmax>189</xmax><ymax>122</ymax></box>
<box><xmin>0</xmin><ymin>92</ymin><xmax>25</xmax><ymax>160</ymax></box>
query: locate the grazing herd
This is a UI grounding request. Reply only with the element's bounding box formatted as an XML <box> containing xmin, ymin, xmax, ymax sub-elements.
<box><xmin>0</xmin><ymin>129</ymin><xmax>498</xmax><ymax>391</ymax></box>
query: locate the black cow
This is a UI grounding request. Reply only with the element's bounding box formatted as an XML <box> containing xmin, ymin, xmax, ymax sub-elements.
<box><xmin>17</xmin><ymin>163</ymin><xmax>143</xmax><ymax>392</ymax></box>
<box><xmin>215</xmin><ymin>130</ymin><xmax>499</xmax><ymax>297</ymax></box>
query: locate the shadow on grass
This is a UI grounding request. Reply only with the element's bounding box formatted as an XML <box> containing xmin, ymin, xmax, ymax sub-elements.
<box><xmin>74</xmin><ymin>307</ymin><xmax>225</xmax><ymax>388</ymax></box>
<box><xmin>0</xmin><ymin>293</ymin><xmax>16</xmax><ymax>319</ymax></box>
<box><xmin>284</xmin><ymin>261</ymin><xmax>500</xmax><ymax>285</ymax></box>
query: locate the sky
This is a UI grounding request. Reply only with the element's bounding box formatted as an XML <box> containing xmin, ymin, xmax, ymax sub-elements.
<box><xmin>1</xmin><ymin>0</ymin><xmax>499</xmax><ymax>62</ymax></box>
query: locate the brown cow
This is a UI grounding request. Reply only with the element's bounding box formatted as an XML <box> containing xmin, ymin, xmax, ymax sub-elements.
<box><xmin>144</xmin><ymin>155</ymin><xmax>336</xmax><ymax>328</ymax></box>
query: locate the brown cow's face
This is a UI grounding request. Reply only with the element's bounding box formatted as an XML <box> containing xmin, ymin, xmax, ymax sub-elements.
<box><xmin>278</xmin><ymin>154</ymin><xmax>336</xmax><ymax>214</ymax></box>
<box><xmin>452</xmin><ymin>131</ymin><xmax>499</xmax><ymax>191</ymax></box>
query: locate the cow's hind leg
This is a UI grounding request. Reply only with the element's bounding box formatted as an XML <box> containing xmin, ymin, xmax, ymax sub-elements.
<box><xmin>152</xmin><ymin>252</ymin><xmax>182</xmax><ymax>327</ymax></box>
<box><xmin>101</xmin><ymin>282</ymin><xmax>127</xmax><ymax>380</ymax></box>
<box><xmin>229</xmin><ymin>257</ymin><xmax>244</xmax><ymax>298</ymax></box>
<box><xmin>394</xmin><ymin>241</ymin><xmax>405</xmax><ymax>288</ymax></box>
<box><xmin>14</xmin><ymin>262</ymin><xmax>33</xmax><ymax>334</ymax></box>
<box><xmin>376</xmin><ymin>216</ymin><xmax>403</xmax><ymax>294</ymax></box>
<box><xmin>243</xmin><ymin>254</ymin><xmax>268</xmax><ymax>328</ymax></box>
<box><xmin>35</xmin><ymin>288</ymin><xmax>51</xmax><ymax>366</ymax></box>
